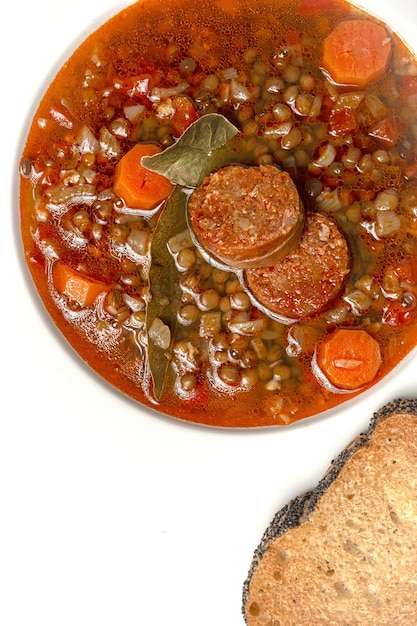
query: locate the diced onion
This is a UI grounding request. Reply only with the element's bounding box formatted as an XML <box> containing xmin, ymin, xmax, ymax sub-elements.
<box><xmin>316</xmin><ymin>188</ymin><xmax>342</xmax><ymax>212</ymax></box>
<box><xmin>150</xmin><ymin>82</ymin><xmax>189</xmax><ymax>101</ymax></box>
<box><xmin>334</xmin><ymin>92</ymin><xmax>364</xmax><ymax>111</ymax></box>
<box><xmin>374</xmin><ymin>188</ymin><xmax>399</xmax><ymax>211</ymax></box>
<box><xmin>75</xmin><ymin>126</ymin><xmax>100</xmax><ymax>154</ymax></box>
<box><xmin>309</xmin><ymin>95</ymin><xmax>323</xmax><ymax>118</ymax></box>
<box><xmin>381</xmin><ymin>268</ymin><xmax>402</xmax><ymax>300</ymax></box>
<box><xmin>127</xmin><ymin>228</ymin><xmax>150</xmax><ymax>256</ymax></box>
<box><xmin>199</xmin><ymin>312</ymin><xmax>221</xmax><ymax>338</ymax></box>
<box><xmin>342</xmin><ymin>289</ymin><xmax>372</xmax><ymax>315</ymax></box>
<box><xmin>313</xmin><ymin>142</ymin><xmax>336</xmax><ymax>168</ymax></box>
<box><xmin>45</xmin><ymin>183</ymin><xmax>97</xmax><ymax>211</ymax></box>
<box><xmin>109</xmin><ymin>118</ymin><xmax>129</xmax><ymax>138</ymax></box>
<box><xmin>148</xmin><ymin>318</ymin><xmax>171</xmax><ymax>349</ymax></box>
<box><xmin>154</xmin><ymin>99</ymin><xmax>176</xmax><ymax>119</ymax></box>
<box><xmin>122</xmin><ymin>293</ymin><xmax>146</xmax><ymax>313</ymax></box>
<box><xmin>123</xmin><ymin>104</ymin><xmax>145</xmax><ymax>122</ymax></box>
<box><xmin>364</xmin><ymin>94</ymin><xmax>387</xmax><ymax>121</ymax></box>
<box><xmin>230</xmin><ymin>78</ymin><xmax>251</xmax><ymax>102</ymax></box>
<box><xmin>222</xmin><ymin>67</ymin><xmax>238</xmax><ymax>80</ymax></box>
<box><xmin>49</xmin><ymin>106</ymin><xmax>73</xmax><ymax>129</ymax></box>
<box><xmin>167</xmin><ymin>229</ymin><xmax>193</xmax><ymax>255</ymax></box>
<box><xmin>342</xmin><ymin>145</ymin><xmax>361</xmax><ymax>169</ymax></box>
<box><xmin>99</xmin><ymin>127</ymin><xmax>120</xmax><ymax>159</ymax></box>
<box><xmin>77</xmin><ymin>165</ymin><xmax>98</xmax><ymax>184</ymax></box>
<box><xmin>375</xmin><ymin>210</ymin><xmax>402</xmax><ymax>237</ymax></box>
<box><xmin>323</xmin><ymin>304</ymin><xmax>349</xmax><ymax>324</ymax></box>
<box><xmin>263</xmin><ymin>121</ymin><xmax>293</xmax><ymax>137</ymax></box>
<box><xmin>228</xmin><ymin>319</ymin><xmax>267</xmax><ymax>336</ymax></box>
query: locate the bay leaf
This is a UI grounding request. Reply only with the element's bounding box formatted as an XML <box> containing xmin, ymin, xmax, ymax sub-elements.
<box><xmin>141</xmin><ymin>113</ymin><xmax>239</xmax><ymax>187</ymax></box>
<box><xmin>146</xmin><ymin>186</ymin><xmax>189</xmax><ymax>400</ymax></box>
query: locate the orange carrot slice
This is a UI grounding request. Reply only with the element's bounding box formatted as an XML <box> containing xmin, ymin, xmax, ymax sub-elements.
<box><xmin>114</xmin><ymin>143</ymin><xmax>174</xmax><ymax>211</ymax></box>
<box><xmin>321</xmin><ymin>19</ymin><xmax>392</xmax><ymax>88</ymax></box>
<box><xmin>316</xmin><ymin>328</ymin><xmax>382</xmax><ymax>390</ymax></box>
<box><xmin>53</xmin><ymin>262</ymin><xmax>111</xmax><ymax>307</ymax></box>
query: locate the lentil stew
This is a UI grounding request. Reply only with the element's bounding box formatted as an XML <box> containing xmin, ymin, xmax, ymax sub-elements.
<box><xmin>20</xmin><ymin>0</ymin><xmax>417</xmax><ymax>427</ymax></box>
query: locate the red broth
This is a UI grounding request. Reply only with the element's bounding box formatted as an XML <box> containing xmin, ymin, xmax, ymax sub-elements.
<box><xmin>20</xmin><ymin>0</ymin><xmax>417</xmax><ymax>427</ymax></box>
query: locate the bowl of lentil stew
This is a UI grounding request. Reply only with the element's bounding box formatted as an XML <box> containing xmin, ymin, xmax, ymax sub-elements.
<box><xmin>19</xmin><ymin>0</ymin><xmax>417</xmax><ymax>427</ymax></box>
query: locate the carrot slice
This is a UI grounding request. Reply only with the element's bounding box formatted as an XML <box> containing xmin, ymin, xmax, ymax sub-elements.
<box><xmin>321</xmin><ymin>19</ymin><xmax>392</xmax><ymax>88</ymax></box>
<box><xmin>53</xmin><ymin>261</ymin><xmax>111</xmax><ymax>307</ymax></box>
<box><xmin>114</xmin><ymin>143</ymin><xmax>174</xmax><ymax>211</ymax></box>
<box><xmin>316</xmin><ymin>328</ymin><xmax>382</xmax><ymax>390</ymax></box>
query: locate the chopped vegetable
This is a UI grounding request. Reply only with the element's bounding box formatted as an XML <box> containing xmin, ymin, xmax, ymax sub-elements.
<box><xmin>382</xmin><ymin>302</ymin><xmax>416</xmax><ymax>328</ymax></box>
<box><xmin>392</xmin><ymin>257</ymin><xmax>417</xmax><ymax>284</ymax></box>
<box><xmin>368</xmin><ymin>115</ymin><xmax>405</xmax><ymax>146</ymax></box>
<box><xmin>328</xmin><ymin>108</ymin><xmax>357</xmax><ymax>136</ymax></box>
<box><xmin>114</xmin><ymin>143</ymin><xmax>174</xmax><ymax>210</ymax></box>
<box><xmin>171</xmin><ymin>95</ymin><xmax>199</xmax><ymax>136</ymax></box>
<box><xmin>53</xmin><ymin>261</ymin><xmax>111</xmax><ymax>307</ymax></box>
<box><xmin>321</xmin><ymin>19</ymin><xmax>392</xmax><ymax>88</ymax></box>
<box><xmin>316</xmin><ymin>328</ymin><xmax>382</xmax><ymax>390</ymax></box>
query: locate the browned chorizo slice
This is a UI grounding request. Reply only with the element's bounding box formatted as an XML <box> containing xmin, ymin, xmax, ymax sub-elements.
<box><xmin>245</xmin><ymin>213</ymin><xmax>350</xmax><ymax>320</ymax></box>
<box><xmin>187</xmin><ymin>164</ymin><xmax>304</xmax><ymax>269</ymax></box>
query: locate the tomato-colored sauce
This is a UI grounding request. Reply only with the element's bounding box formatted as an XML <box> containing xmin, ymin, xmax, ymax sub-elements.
<box><xmin>20</xmin><ymin>0</ymin><xmax>417</xmax><ymax>427</ymax></box>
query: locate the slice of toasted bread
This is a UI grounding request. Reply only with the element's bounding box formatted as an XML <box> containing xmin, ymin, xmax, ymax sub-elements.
<box><xmin>243</xmin><ymin>398</ymin><xmax>417</xmax><ymax>626</ymax></box>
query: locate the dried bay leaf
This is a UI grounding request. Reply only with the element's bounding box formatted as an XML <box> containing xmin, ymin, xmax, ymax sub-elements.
<box><xmin>141</xmin><ymin>113</ymin><xmax>239</xmax><ymax>187</ymax></box>
<box><xmin>146</xmin><ymin>186</ymin><xmax>189</xmax><ymax>400</ymax></box>
<box><xmin>144</xmin><ymin>114</ymin><xmax>244</xmax><ymax>399</ymax></box>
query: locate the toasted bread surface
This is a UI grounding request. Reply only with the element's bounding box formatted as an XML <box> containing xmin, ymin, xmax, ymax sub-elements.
<box><xmin>243</xmin><ymin>399</ymin><xmax>417</xmax><ymax>626</ymax></box>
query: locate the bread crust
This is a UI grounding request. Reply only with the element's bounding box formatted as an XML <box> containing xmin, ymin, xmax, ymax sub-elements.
<box><xmin>243</xmin><ymin>398</ymin><xmax>417</xmax><ymax>625</ymax></box>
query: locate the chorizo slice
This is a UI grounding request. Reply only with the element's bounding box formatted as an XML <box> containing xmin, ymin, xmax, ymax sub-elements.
<box><xmin>245</xmin><ymin>213</ymin><xmax>350</xmax><ymax>320</ymax></box>
<box><xmin>187</xmin><ymin>164</ymin><xmax>304</xmax><ymax>269</ymax></box>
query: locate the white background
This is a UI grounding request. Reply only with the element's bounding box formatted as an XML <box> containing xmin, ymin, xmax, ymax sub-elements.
<box><xmin>2</xmin><ymin>1</ymin><xmax>417</xmax><ymax>625</ymax></box>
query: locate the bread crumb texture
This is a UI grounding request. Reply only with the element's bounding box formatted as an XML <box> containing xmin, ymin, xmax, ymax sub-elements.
<box><xmin>243</xmin><ymin>399</ymin><xmax>417</xmax><ymax>625</ymax></box>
